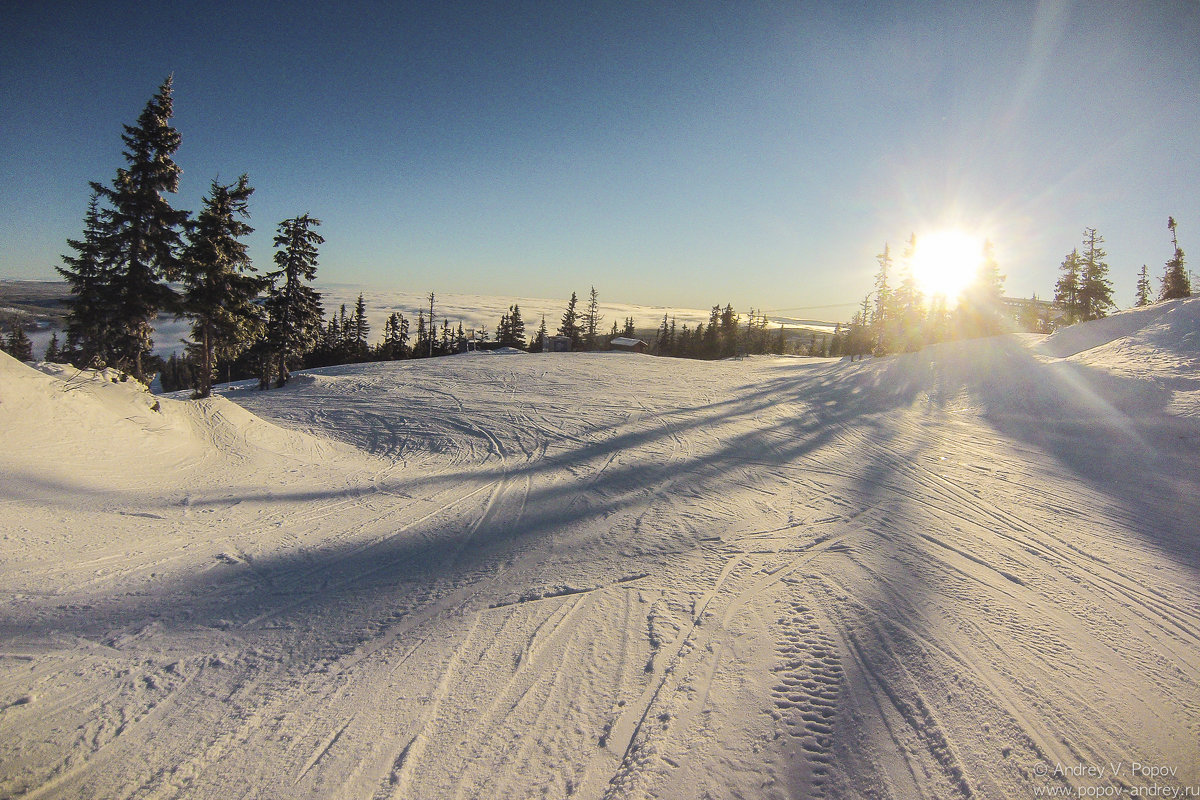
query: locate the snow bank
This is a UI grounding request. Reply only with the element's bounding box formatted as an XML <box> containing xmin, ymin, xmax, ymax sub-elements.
<box><xmin>1037</xmin><ymin>297</ymin><xmax>1198</xmax><ymax>358</ymax></box>
<box><xmin>0</xmin><ymin>351</ymin><xmax>362</xmax><ymax>499</ymax></box>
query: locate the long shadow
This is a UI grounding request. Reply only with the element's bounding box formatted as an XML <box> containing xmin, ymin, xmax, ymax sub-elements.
<box><xmin>6</xmin><ymin>339</ymin><xmax>1197</xmax><ymax>658</ymax></box>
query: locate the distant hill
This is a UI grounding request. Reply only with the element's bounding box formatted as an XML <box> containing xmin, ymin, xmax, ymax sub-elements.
<box><xmin>0</xmin><ymin>279</ymin><xmax>72</xmax><ymax>330</ymax></box>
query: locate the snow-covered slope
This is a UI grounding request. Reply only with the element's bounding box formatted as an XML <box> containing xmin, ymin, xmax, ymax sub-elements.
<box><xmin>2</xmin><ymin>302</ymin><xmax>1199</xmax><ymax>799</ymax></box>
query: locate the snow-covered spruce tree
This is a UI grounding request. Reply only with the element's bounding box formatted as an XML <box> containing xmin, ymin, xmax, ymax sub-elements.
<box><xmin>1160</xmin><ymin>216</ymin><xmax>1191</xmax><ymax>300</ymax></box>
<box><xmin>181</xmin><ymin>175</ymin><xmax>265</xmax><ymax>399</ymax></box>
<box><xmin>1054</xmin><ymin>249</ymin><xmax>1082</xmax><ymax>324</ymax></box>
<box><xmin>90</xmin><ymin>77</ymin><xmax>189</xmax><ymax>382</ymax></box>
<box><xmin>1135</xmin><ymin>265</ymin><xmax>1153</xmax><ymax>307</ymax></box>
<box><xmin>58</xmin><ymin>192</ymin><xmax>119</xmax><ymax>367</ymax></box>
<box><xmin>1077</xmin><ymin>227</ymin><xmax>1114</xmax><ymax>321</ymax></box>
<box><xmin>558</xmin><ymin>292</ymin><xmax>581</xmax><ymax>350</ymax></box>
<box><xmin>263</xmin><ymin>214</ymin><xmax>324</xmax><ymax>387</ymax></box>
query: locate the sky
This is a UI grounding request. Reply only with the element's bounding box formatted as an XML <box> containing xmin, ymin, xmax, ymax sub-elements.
<box><xmin>1</xmin><ymin>0</ymin><xmax>1197</xmax><ymax>317</ymax></box>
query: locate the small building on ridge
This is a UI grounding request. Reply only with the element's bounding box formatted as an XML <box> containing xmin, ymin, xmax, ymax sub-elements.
<box><xmin>609</xmin><ymin>337</ymin><xmax>648</xmax><ymax>354</ymax></box>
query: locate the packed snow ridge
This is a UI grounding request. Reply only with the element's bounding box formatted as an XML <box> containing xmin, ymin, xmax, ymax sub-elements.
<box><xmin>2</xmin><ymin>299</ymin><xmax>1198</xmax><ymax>800</ymax></box>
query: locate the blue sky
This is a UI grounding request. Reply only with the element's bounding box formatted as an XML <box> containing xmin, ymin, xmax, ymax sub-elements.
<box><xmin>2</xmin><ymin>1</ymin><xmax>1197</xmax><ymax>315</ymax></box>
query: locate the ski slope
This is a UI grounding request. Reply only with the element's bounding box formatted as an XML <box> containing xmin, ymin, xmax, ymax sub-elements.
<box><xmin>2</xmin><ymin>299</ymin><xmax>1199</xmax><ymax>799</ymax></box>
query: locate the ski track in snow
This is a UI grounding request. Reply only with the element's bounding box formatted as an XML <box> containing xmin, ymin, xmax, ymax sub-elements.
<box><xmin>2</xmin><ymin>298</ymin><xmax>1200</xmax><ymax>799</ymax></box>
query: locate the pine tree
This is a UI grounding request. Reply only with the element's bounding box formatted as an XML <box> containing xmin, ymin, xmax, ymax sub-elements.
<box><xmin>44</xmin><ymin>332</ymin><xmax>62</xmax><ymax>363</ymax></box>
<box><xmin>379</xmin><ymin>312</ymin><xmax>409</xmax><ymax>359</ymax></box>
<box><xmin>1017</xmin><ymin>294</ymin><xmax>1046</xmax><ymax>333</ymax></box>
<box><xmin>262</xmin><ymin>214</ymin><xmax>324</xmax><ymax>386</ymax></box>
<box><xmin>508</xmin><ymin>304</ymin><xmax>526</xmax><ymax>348</ymax></box>
<box><xmin>829</xmin><ymin>322</ymin><xmax>843</xmax><ymax>357</ymax></box>
<box><xmin>894</xmin><ymin>268</ymin><xmax>924</xmax><ymax>351</ymax></box>
<box><xmin>558</xmin><ymin>292</ymin><xmax>581</xmax><ymax>350</ymax></box>
<box><xmin>850</xmin><ymin>293</ymin><xmax>873</xmax><ymax>359</ymax></box>
<box><xmin>90</xmin><ymin>77</ymin><xmax>189</xmax><ymax>381</ymax></box>
<box><xmin>1160</xmin><ymin>216</ymin><xmax>1191</xmax><ymax>300</ymax></box>
<box><xmin>336</xmin><ymin>304</ymin><xmax>350</xmax><ymax>354</ymax></box>
<box><xmin>582</xmin><ymin>286</ymin><xmax>603</xmax><ymax>350</ymax></box>
<box><xmin>1077</xmin><ymin>228</ymin><xmax>1114</xmax><ymax>320</ymax></box>
<box><xmin>414</xmin><ymin>310</ymin><xmax>428</xmax><ymax>358</ymax></box>
<box><xmin>1054</xmin><ymin>249</ymin><xmax>1082</xmax><ymax>324</ymax></box>
<box><xmin>872</xmin><ymin>244</ymin><xmax>893</xmax><ymax>354</ymax></box>
<box><xmin>715</xmin><ymin>304</ymin><xmax>734</xmax><ymax>358</ymax></box>
<box><xmin>159</xmin><ymin>352</ymin><xmax>194</xmax><ymax>392</ymax></box>
<box><xmin>959</xmin><ymin>238</ymin><xmax>1006</xmax><ymax>337</ymax></box>
<box><xmin>180</xmin><ymin>175</ymin><xmax>265</xmax><ymax>399</ymax></box>
<box><xmin>427</xmin><ymin>292</ymin><xmax>436</xmax><ymax>357</ymax></box>
<box><xmin>1135</xmin><ymin>265</ymin><xmax>1153</xmax><ymax>307</ymax></box>
<box><xmin>58</xmin><ymin>192</ymin><xmax>118</xmax><ymax>367</ymax></box>
<box><xmin>497</xmin><ymin>311</ymin><xmax>511</xmax><ymax>345</ymax></box>
<box><xmin>318</xmin><ymin>315</ymin><xmax>339</xmax><ymax>363</ymax></box>
<box><xmin>5</xmin><ymin>325</ymin><xmax>33</xmax><ymax>362</ymax></box>
<box><xmin>530</xmin><ymin>315</ymin><xmax>548</xmax><ymax>353</ymax></box>
<box><xmin>623</xmin><ymin>316</ymin><xmax>635</xmax><ymax>338</ymax></box>
<box><xmin>350</xmin><ymin>293</ymin><xmax>370</xmax><ymax>360</ymax></box>
<box><xmin>701</xmin><ymin>305</ymin><xmax>720</xmax><ymax>358</ymax></box>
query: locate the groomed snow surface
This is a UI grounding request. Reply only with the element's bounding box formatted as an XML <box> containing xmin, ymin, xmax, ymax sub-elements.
<box><xmin>2</xmin><ymin>299</ymin><xmax>1199</xmax><ymax>800</ymax></box>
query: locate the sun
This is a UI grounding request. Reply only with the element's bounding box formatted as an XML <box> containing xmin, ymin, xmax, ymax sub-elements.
<box><xmin>910</xmin><ymin>230</ymin><xmax>984</xmax><ymax>302</ymax></box>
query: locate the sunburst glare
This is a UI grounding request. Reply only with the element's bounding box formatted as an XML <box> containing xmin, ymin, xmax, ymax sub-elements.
<box><xmin>910</xmin><ymin>230</ymin><xmax>984</xmax><ymax>302</ymax></box>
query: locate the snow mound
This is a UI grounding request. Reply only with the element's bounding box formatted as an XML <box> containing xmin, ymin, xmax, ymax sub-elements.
<box><xmin>0</xmin><ymin>352</ymin><xmax>354</xmax><ymax>496</ymax></box>
<box><xmin>1037</xmin><ymin>297</ymin><xmax>1198</xmax><ymax>358</ymax></box>
<box><xmin>1035</xmin><ymin>299</ymin><xmax>1199</xmax><ymax>403</ymax></box>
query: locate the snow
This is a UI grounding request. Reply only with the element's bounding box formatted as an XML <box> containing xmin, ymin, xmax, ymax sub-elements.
<box><xmin>2</xmin><ymin>299</ymin><xmax>1199</xmax><ymax>799</ymax></box>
